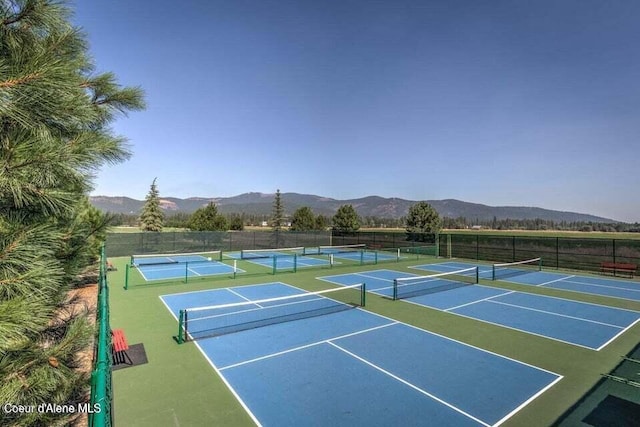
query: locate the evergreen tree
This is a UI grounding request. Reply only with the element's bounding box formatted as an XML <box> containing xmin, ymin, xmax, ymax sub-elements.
<box><xmin>290</xmin><ymin>206</ymin><xmax>315</xmax><ymax>231</ymax></box>
<box><xmin>164</xmin><ymin>212</ymin><xmax>191</xmax><ymax>228</ymax></box>
<box><xmin>315</xmin><ymin>214</ymin><xmax>329</xmax><ymax>230</ymax></box>
<box><xmin>271</xmin><ymin>189</ymin><xmax>284</xmax><ymax>246</ymax></box>
<box><xmin>189</xmin><ymin>202</ymin><xmax>228</xmax><ymax>231</ymax></box>
<box><xmin>0</xmin><ymin>1</ymin><xmax>144</xmax><ymax>425</ymax></box>
<box><xmin>332</xmin><ymin>205</ymin><xmax>361</xmax><ymax>232</ymax></box>
<box><xmin>139</xmin><ymin>178</ymin><xmax>164</xmax><ymax>231</ymax></box>
<box><xmin>406</xmin><ymin>202</ymin><xmax>441</xmax><ymax>241</ymax></box>
<box><xmin>228</xmin><ymin>214</ymin><xmax>245</xmax><ymax>231</ymax></box>
<box><xmin>271</xmin><ymin>189</ymin><xmax>284</xmax><ymax>231</ymax></box>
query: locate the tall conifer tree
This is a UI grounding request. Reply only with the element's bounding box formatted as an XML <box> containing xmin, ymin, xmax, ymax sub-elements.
<box><xmin>332</xmin><ymin>205</ymin><xmax>361</xmax><ymax>232</ymax></box>
<box><xmin>139</xmin><ymin>178</ymin><xmax>164</xmax><ymax>231</ymax></box>
<box><xmin>271</xmin><ymin>189</ymin><xmax>284</xmax><ymax>247</ymax></box>
<box><xmin>0</xmin><ymin>1</ymin><xmax>144</xmax><ymax>425</ymax></box>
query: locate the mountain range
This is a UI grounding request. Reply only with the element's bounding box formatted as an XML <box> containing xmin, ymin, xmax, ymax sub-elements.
<box><xmin>89</xmin><ymin>193</ymin><xmax>616</xmax><ymax>223</ymax></box>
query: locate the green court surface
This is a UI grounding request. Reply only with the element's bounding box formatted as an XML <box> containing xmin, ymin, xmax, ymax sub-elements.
<box><xmin>105</xmin><ymin>255</ymin><xmax>640</xmax><ymax>426</ymax></box>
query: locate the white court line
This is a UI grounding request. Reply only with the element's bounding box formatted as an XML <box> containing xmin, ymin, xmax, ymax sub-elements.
<box><xmin>187</xmin><ymin>267</ymin><xmax>202</xmax><ymax>276</ymax></box>
<box><xmin>404</xmin><ymin>298</ymin><xmax>598</xmax><ymax>351</ymax></box>
<box><xmin>537</xmin><ymin>275</ymin><xmax>575</xmax><ymax>287</ymax></box>
<box><xmin>534</xmin><ymin>275</ymin><xmax>640</xmax><ymax>303</ymax></box>
<box><xmin>281</xmin><ymin>285</ymin><xmax>561</xmax><ymax>379</ymax></box>
<box><xmin>444</xmin><ymin>290</ymin><xmax>515</xmax><ymax>312</ymax></box>
<box><xmin>189</xmin><ymin>295</ymin><xmax>340</xmax><ymax>325</ymax></box>
<box><xmin>596</xmin><ymin>317</ymin><xmax>640</xmax><ymax>351</ymax></box>
<box><xmin>409</xmin><ymin>263</ymin><xmax>493</xmax><ymax>279</ymax></box>
<box><xmin>159</xmin><ymin>281</ymin><xmax>290</xmax><ymax>298</ymax></box>
<box><xmin>135</xmin><ymin>266</ymin><xmax>151</xmax><ymax>282</ymax></box>
<box><xmin>562</xmin><ymin>277</ymin><xmax>640</xmax><ymax>293</ymax></box>
<box><xmin>219</xmin><ymin>322</ymin><xmax>398</xmax><ymax>371</ymax></box>
<box><xmin>140</xmin><ymin>262</ymin><xmax>239</xmax><ymax>282</ymax></box>
<box><xmin>157</xmin><ymin>296</ymin><xmax>263</xmax><ymax>427</ymax></box>
<box><xmin>352</xmin><ymin>272</ymin><xmax>400</xmax><ymax>293</ymax></box>
<box><xmin>328</xmin><ymin>341</ymin><xmax>491</xmax><ymax>427</ymax></box>
<box><xmin>227</xmin><ymin>288</ymin><xmax>264</xmax><ymax>308</ymax></box>
<box><xmin>486</xmin><ymin>300</ymin><xmax>624</xmax><ymax>329</ymax></box>
<box><xmin>315</xmin><ymin>270</ymin><xmax>401</xmax><ymax>295</ymax></box>
<box><xmin>493</xmin><ymin>374</ymin><xmax>564</xmax><ymax>427</ymax></box>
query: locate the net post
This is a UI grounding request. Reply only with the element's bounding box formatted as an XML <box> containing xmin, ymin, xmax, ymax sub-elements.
<box><xmin>397</xmin><ymin>248</ymin><xmax>400</xmax><ymax>262</ymax></box>
<box><xmin>329</xmin><ymin>254</ymin><xmax>334</xmax><ymax>268</ymax></box>
<box><xmin>361</xmin><ymin>283</ymin><xmax>366</xmax><ymax>306</ymax></box>
<box><xmin>218</xmin><ymin>250</ymin><xmax>223</xmax><ymax>261</ymax></box>
<box><xmin>492</xmin><ymin>265</ymin><xmax>496</xmax><ymax>281</ymax></box>
<box><xmin>360</xmin><ymin>250</ymin><xmax>364</xmax><ymax>265</ymax></box>
<box><xmin>293</xmin><ymin>253</ymin><xmax>297</xmax><ymax>273</ymax></box>
<box><xmin>475</xmin><ymin>266</ymin><xmax>479</xmax><ymax>284</ymax></box>
<box><xmin>272</xmin><ymin>256</ymin><xmax>277</xmax><ymax>275</ymax></box>
<box><xmin>124</xmin><ymin>264</ymin><xmax>129</xmax><ymax>290</ymax></box>
<box><xmin>393</xmin><ymin>279</ymin><xmax>398</xmax><ymax>300</ymax></box>
<box><xmin>538</xmin><ymin>258</ymin><xmax>542</xmax><ymax>271</ymax></box>
<box><xmin>177</xmin><ymin>309</ymin><xmax>185</xmax><ymax>344</ymax></box>
<box><xmin>185</xmin><ymin>262</ymin><xmax>189</xmax><ymax>283</ymax></box>
<box><xmin>233</xmin><ymin>260</ymin><xmax>237</xmax><ymax>279</ymax></box>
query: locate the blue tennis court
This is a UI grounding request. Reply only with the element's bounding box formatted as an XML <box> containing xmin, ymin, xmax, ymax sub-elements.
<box><xmin>319</xmin><ymin>269</ymin><xmax>640</xmax><ymax>350</ymax></box>
<box><xmin>160</xmin><ymin>282</ymin><xmax>561</xmax><ymax>426</ymax></box>
<box><xmin>135</xmin><ymin>260</ymin><xmax>239</xmax><ymax>281</ymax></box>
<box><xmin>225</xmin><ymin>251</ymin><xmax>331</xmax><ymax>269</ymax></box>
<box><xmin>413</xmin><ymin>261</ymin><xmax>640</xmax><ymax>302</ymax></box>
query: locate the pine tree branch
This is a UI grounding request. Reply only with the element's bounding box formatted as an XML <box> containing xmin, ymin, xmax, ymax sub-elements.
<box><xmin>0</xmin><ymin>71</ymin><xmax>43</xmax><ymax>88</ymax></box>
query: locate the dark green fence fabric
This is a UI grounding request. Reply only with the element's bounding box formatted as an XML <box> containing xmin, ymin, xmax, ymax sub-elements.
<box><xmin>105</xmin><ymin>231</ymin><xmax>332</xmax><ymax>257</ymax></box>
<box><xmin>89</xmin><ymin>246</ymin><xmax>113</xmax><ymax>427</ymax></box>
<box><xmin>438</xmin><ymin>234</ymin><xmax>640</xmax><ymax>273</ymax></box>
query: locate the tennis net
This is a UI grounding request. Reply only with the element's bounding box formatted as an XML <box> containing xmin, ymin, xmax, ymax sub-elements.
<box><xmin>492</xmin><ymin>258</ymin><xmax>542</xmax><ymax>280</ymax></box>
<box><xmin>240</xmin><ymin>247</ymin><xmax>304</xmax><ymax>259</ymax></box>
<box><xmin>176</xmin><ymin>283</ymin><xmax>366</xmax><ymax>343</ymax></box>
<box><xmin>314</xmin><ymin>244</ymin><xmax>366</xmax><ymax>255</ymax></box>
<box><xmin>393</xmin><ymin>267</ymin><xmax>479</xmax><ymax>300</ymax></box>
<box><xmin>131</xmin><ymin>251</ymin><xmax>222</xmax><ymax>266</ymax></box>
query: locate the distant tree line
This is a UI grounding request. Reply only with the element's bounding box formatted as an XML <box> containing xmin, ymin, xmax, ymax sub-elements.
<box><xmin>442</xmin><ymin>216</ymin><xmax>640</xmax><ymax>232</ymax></box>
<box><xmin>110</xmin><ymin>210</ymin><xmax>639</xmax><ymax>233</ymax></box>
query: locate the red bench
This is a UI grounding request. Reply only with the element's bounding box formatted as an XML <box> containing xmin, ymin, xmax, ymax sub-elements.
<box><xmin>600</xmin><ymin>262</ymin><xmax>637</xmax><ymax>278</ymax></box>
<box><xmin>111</xmin><ymin>329</ymin><xmax>132</xmax><ymax>365</ymax></box>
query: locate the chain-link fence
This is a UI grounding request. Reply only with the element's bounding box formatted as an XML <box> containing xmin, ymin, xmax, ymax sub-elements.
<box><xmin>438</xmin><ymin>233</ymin><xmax>640</xmax><ymax>273</ymax></box>
<box><xmin>331</xmin><ymin>231</ymin><xmax>437</xmax><ymax>253</ymax></box>
<box><xmin>89</xmin><ymin>246</ymin><xmax>113</xmax><ymax>427</ymax></box>
<box><xmin>105</xmin><ymin>230</ymin><xmax>332</xmax><ymax>257</ymax></box>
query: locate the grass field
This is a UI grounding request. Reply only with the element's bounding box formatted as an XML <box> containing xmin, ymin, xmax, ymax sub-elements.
<box><xmin>106</xmin><ymin>253</ymin><xmax>640</xmax><ymax>426</ymax></box>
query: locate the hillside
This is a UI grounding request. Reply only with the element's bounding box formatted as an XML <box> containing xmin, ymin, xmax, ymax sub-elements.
<box><xmin>89</xmin><ymin>193</ymin><xmax>616</xmax><ymax>223</ymax></box>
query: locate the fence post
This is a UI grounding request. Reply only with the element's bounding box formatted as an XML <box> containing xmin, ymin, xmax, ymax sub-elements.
<box><xmin>476</xmin><ymin>235</ymin><xmax>479</xmax><ymax>260</ymax></box>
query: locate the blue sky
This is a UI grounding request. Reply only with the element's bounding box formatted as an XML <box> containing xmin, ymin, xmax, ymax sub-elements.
<box><xmin>73</xmin><ymin>1</ymin><xmax>640</xmax><ymax>222</ymax></box>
